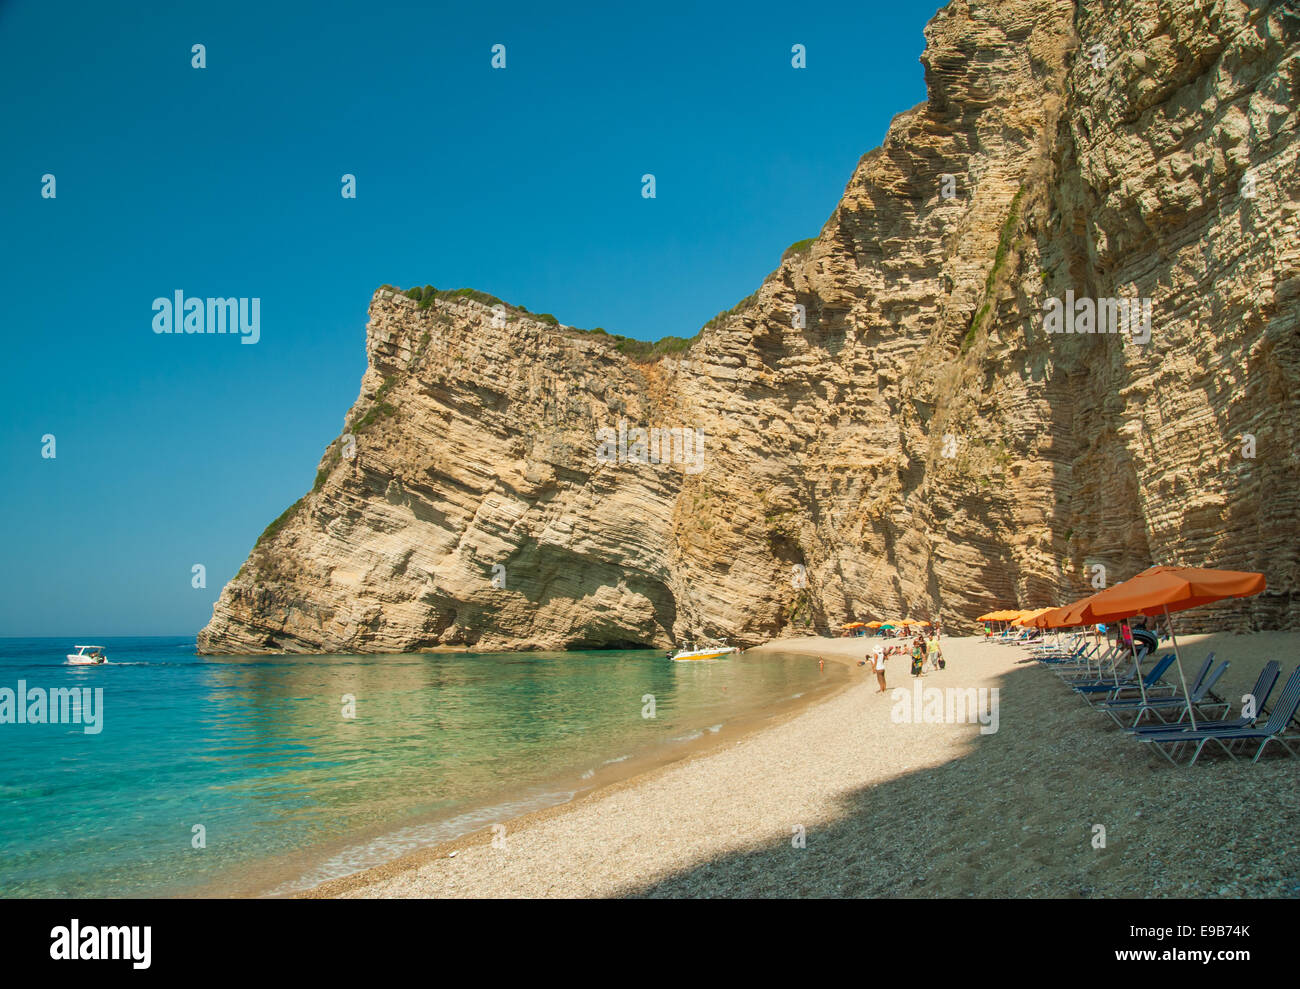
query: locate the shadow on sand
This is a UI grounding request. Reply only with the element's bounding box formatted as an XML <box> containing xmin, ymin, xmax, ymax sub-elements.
<box><xmin>620</xmin><ymin>645</ymin><xmax>1299</xmax><ymax>898</ymax></box>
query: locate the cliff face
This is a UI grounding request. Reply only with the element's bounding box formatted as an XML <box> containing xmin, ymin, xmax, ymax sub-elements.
<box><xmin>198</xmin><ymin>0</ymin><xmax>1300</xmax><ymax>654</ymax></box>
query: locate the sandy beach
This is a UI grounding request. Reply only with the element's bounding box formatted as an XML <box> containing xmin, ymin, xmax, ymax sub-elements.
<box><xmin>307</xmin><ymin>631</ymin><xmax>1300</xmax><ymax>898</ymax></box>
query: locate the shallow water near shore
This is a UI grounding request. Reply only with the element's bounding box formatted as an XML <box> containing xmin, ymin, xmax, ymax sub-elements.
<box><xmin>0</xmin><ymin>636</ymin><xmax>838</xmax><ymax>897</ymax></box>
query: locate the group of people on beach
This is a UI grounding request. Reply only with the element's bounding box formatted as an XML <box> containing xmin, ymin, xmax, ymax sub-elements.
<box><xmin>861</xmin><ymin>629</ymin><xmax>945</xmax><ymax>692</ymax></box>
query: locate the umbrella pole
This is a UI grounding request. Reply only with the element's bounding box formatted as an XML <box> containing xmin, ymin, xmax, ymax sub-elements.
<box><xmin>1130</xmin><ymin>620</ymin><xmax>1148</xmax><ymax>705</ymax></box>
<box><xmin>1108</xmin><ymin>625</ymin><xmax>1123</xmax><ymax>684</ymax></box>
<box><xmin>1163</xmin><ymin>603</ymin><xmax>1195</xmax><ymax>730</ymax></box>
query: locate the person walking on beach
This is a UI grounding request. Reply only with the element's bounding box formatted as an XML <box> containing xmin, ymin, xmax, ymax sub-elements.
<box><xmin>872</xmin><ymin>642</ymin><xmax>887</xmax><ymax>692</ymax></box>
<box><xmin>927</xmin><ymin>633</ymin><xmax>944</xmax><ymax>671</ymax></box>
<box><xmin>910</xmin><ymin>637</ymin><xmax>925</xmax><ymax>678</ymax></box>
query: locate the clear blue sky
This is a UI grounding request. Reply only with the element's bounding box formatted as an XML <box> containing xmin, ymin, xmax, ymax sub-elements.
<box><xmin>0</xmin><ymin>0</ymin><xmax>936</xmax><ymax>636</ymax></box>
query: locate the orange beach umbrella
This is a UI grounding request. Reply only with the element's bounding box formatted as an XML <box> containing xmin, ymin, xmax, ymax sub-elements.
<box><xmin>1038</xmin><ymin>593</ymin><xmax>1105</xmax><ymax>629</ymax></box>
<box><xmin>1029</xmin><ymin>605</ymin><xmax>1068</xmax><ymax>628</ymax></box>
<box><xmin>1078</xmin><ymin>566</ymin><xmax>1267</xmax><ymax>728</ymax></box>
<box><xmin>1077</xmin><ymin>566</ymin><xmax>1266</xmax><ymax>624</ymax></box>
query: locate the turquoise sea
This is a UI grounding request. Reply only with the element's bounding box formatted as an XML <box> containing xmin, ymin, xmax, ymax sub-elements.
<box><xmin>0</xmin><ymin>637</ymin><xmax>838</xmax><ymax>897</ymax></box>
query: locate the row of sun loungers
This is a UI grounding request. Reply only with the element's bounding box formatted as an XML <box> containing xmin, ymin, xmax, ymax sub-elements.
<box><xmin>992</xmin><ymin>627</ymin><xmax>1040</xmax><ymax>644</ymax></box>
<box><xmin>1024</xmin><ymin>634</ymin><xmax>1300</xmax><ymax>766</ymax></box>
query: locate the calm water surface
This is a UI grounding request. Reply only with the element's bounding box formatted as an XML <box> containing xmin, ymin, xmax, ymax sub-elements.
<box><xmin>0</xmin><ymin>637</ymin><xmax>837</xmax><ymax>897</ymax></box>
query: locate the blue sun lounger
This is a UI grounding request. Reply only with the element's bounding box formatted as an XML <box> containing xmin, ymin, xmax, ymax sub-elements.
<box><xmin>1042</xmin><ymin>642</ymin><xmax>1097</xmax><ymax>669</ymax></box>
<box><xmin>1129</xmin><ymin>661</ymin><xmax>1280</xmax><ymax>735</ymax></box>
<box><xmin>1100</xmin><ymin>656</ymin><xmax>1223</xmax><ymax>728</ymax></box>
<box><xmin>1057</xmin><ymin>647</ymin><xmax>1131</xmax><ymax>682</ymax></box>
<box><xmin>1137</xmin><ymin>666</ymin><xmax>1300</xmax><ymax>765</ymax></box>
<box><xmin>1043</xmin><ymin>646</ymin><xmax>1104</xmax><ymax>679</ymax></box>
<box><xmin>1034</xmin><ymin>638</ymin><xmax>1089</xmax><ymax>661</ymax></box>
<box><xmin>1073</xmin><ymin>654</ymin><xmax>1175</xmax><ymax>700</ymax></box>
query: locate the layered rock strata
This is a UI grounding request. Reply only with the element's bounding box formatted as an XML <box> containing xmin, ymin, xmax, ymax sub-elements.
<box><xmin>200</xmin><ymin>0</ymin><xmax>1300</xmax><ymax>653</ymax></box>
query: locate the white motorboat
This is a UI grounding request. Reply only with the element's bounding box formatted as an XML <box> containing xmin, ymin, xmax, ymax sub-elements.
<box><xmin>67</xmin><ymin>645</ymin><xmax>107</xmax><ymax>666</ymax></box>
<box><xmin>668</xmin><ymin>638</ymin><xmax>740</xmax><ymax>662</ymax></box>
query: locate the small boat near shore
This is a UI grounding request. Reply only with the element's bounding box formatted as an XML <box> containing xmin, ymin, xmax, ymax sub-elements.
<box><xmin>66</xmin><ymin>645</ymin><xmax>107</xmax><ymax>666</ymax></box>
<box><xmin>668</xmin><ymin>638</ymin><xmax>740</xmax><ymax>662</ymax></box>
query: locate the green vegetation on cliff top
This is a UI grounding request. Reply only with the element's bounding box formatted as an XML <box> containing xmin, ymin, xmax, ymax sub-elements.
<box><xmin>377</xmin><ymin>282</ymin><xmax>772</xmax><ymax>361</ymax></box>
<box><xmin>255</xmin><ymin>497</ymin><xmax>304</xmax><ymax>549</ymax></box>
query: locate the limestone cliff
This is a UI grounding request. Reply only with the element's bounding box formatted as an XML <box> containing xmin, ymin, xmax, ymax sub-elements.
<box><xmin>199</xmin><ymin>0</ymin><xmax>1300</xmax><ymax>653</ymax></box>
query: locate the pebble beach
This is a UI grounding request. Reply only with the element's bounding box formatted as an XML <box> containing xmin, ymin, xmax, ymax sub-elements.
<box><xmin>307</xmin><ymin>632</ymin><xmax>1300</xmax><ymax>898</ymax></box>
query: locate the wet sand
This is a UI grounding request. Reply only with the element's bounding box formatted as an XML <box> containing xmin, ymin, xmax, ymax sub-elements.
<box><xmin>306</xmin><ymin>631</ymin><xmax>1300</xmax><ymax>898</ymax></box>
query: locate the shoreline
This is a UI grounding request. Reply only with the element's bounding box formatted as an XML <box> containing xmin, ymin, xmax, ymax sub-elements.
<box><xmin>299</xmin><ymin>633</ymin><xmax>930</xmax><ymax>898</ymax></box>
<box><xmin>170</xmin><ymin>647</ymin><xmax>846</xmax><ymax>899</ymax></box>
<box><xmin>294</xmin><ymin>647</ymin><xmax>855</xmax><ymax>899</ymax></box>
<box><xmin>302</xmin><ymin>631</ymin><xmax>1300</xmax><ymax>898</ymax></box>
